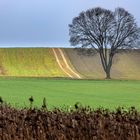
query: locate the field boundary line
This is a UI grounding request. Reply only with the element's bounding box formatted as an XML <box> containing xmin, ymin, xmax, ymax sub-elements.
<box><xmin>58</xmin><ymin>48</ymin><xmax>81</xmax><ymax>79</ymax></box>
<box><xmin>52</xmin><ymin>48</ymin><xmax>73</xmax><ymax>78</ymax></box>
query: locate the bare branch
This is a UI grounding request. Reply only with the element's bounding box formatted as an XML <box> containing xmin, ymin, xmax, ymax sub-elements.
<box><xmin>69</xmin><ymin>7</ymin><xmax>140</xmax><ymax>79</ymax></box>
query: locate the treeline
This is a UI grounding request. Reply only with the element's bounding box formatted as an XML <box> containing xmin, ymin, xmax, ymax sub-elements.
<box><xmin>0</xmin><ymin>99</ymin><xmax>140</xmax><ymax>139</ymax></box>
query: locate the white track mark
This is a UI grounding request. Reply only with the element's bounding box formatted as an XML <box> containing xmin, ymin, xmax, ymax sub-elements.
<box><xmin>52</xmin><ymin>48</ymin><xmax>73</xmax><ymax>78</ymax></box>
<box><xmin>58</xmin><ymin>48</ymin><xmax>81</xmax><ymax>79</ymax></box>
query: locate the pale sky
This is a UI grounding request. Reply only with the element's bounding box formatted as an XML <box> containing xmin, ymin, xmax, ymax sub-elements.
<box><xmin>0</xmin><ymin>0</ymin><xmax>140</xmax><ymax>47</ymax></box>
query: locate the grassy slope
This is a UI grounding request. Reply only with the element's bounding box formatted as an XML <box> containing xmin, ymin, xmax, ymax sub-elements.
<box><xmin>0</xmin><ymin>48</ymin><xmax>139</xmax><ymax>79</ymax></box>
<box><xmin>0</xmin><ymin>78</ymin><xmax>140</xmax><ymax>109</ymax></box>
<box><xmin>64</xmin><ymin>49</ymin><xmax>140</xmax><ymax>80</ymax></box>
<box><xmin>0</xmin><ymin>48</ymin><xmax>66</xmax><ymax>77</ymax></box>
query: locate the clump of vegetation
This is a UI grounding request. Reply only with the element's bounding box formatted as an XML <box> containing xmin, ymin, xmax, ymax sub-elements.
<box><xmin>0</xmin><ymin>96</ymin><xmax>3</xmax><ymax>104</ymax></box>
<box><xmin>0</xmin><ymin>98</ymin><xmax>140</xmax><ymax>140</ymax></box>
<box><xmin>42</xmin><ymin>97</ymin><xmax>47</xmax><ymax>110</ymax></box>
<box><xmin>29</xmin><ymin>96</ymin><xmax>34</xmax><ymax>109</ymax></box>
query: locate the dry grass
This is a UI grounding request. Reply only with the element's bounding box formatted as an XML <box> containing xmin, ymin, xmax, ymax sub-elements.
<box><xmin>64</xmin><ymin>49</ymin><xmax>140</xmax><ymax>80</ymax></box>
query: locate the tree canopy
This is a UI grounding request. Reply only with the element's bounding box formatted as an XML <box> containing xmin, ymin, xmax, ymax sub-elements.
<box><xmin>69</xmin><ymin>7</ymin><xmax>140</xmax><ymax>79</ymax></box>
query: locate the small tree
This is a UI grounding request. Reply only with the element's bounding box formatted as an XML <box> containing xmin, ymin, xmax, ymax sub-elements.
<box><xmin>69</xmin><ymin>7</ymin><xmax>140</xmax><ymax>79</ymax></box>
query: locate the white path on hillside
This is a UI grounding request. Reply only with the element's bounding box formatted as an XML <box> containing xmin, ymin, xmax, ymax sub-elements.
<box><xmin>52</xmin><ymin>48</ymin><xmax>81</xmax><ymax>79</ymax></box>
<box><xmin>58</xmin><ymin>48</ymin><xmax>81</xmax><ymax>79</ymax></box>
<box><xmin>52</xmin><ymin>48</ymin><xmax>73</xmax><ymax>78</ymax></box>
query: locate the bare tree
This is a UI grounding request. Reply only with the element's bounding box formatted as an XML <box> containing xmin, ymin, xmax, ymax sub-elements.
<box><xmin>69</xmin><ymin>7</ymin><xmax>140</xmax><ymax>79</ymax></box>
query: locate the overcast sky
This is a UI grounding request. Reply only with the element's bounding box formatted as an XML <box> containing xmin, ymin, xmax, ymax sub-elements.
<box><xmin>0</xmin><ymin>0</ymin><xmax>140</xmax><ymax>47</ymax></box>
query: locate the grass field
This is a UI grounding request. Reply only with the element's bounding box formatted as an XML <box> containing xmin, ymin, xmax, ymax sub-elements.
<box><xmin>0</xmin><ymin>78</ymin><xmax>140</xmax><ymax>110</ymax></box>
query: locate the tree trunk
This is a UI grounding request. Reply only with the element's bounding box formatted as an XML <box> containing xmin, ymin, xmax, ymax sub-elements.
<box><xmin>105</xmin><ymin>60</ymin><xmax>112</xmax><ymax>79</ymax></box>
<box><xmin>105</xmin><ymin>69</ymin><xmax>111</xmax><ymax>79</ymax></box>
<box><xmin>99</xmin><ymin>50</ymin><xmax>113</xmax><ymax>79</ymax></box>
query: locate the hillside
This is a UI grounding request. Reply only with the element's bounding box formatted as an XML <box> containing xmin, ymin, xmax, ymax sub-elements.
<box><xmin>0</xmin><ymin>48</ymin><xmax>66</xmax><ymax>77</ymax></box>
<box><xmin>64</xmin><ymin>49</ymin><xmax>140</xmax><ymax>80</ymax></box>
<box><xmin>0</xmin><ymin>48</ymin><xmax>139</xmax><ymax>79</ymax></box>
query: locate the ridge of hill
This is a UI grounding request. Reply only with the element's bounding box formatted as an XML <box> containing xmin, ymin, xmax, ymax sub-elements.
<box><xmin>0</xmin><ymin>48</ymin><xmax>139</xmax><ymax>79</ymax></box>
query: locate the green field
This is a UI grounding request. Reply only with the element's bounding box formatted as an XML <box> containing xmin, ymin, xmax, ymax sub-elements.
<box><xmin>0</xmin><ymin>78</ymin><xmax>140</xmax><ymax>110</ymax></box>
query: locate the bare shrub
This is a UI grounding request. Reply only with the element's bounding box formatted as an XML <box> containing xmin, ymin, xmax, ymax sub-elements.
<box><xmin>0</xmin><ymin>104</ymin><xmax>140</xmax><ymax>140</ymax></box>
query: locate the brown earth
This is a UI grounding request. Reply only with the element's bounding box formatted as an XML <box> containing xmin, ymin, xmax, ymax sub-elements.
<box><xmin>64</xmin><ymin>49</ymin><xmax>140</xmax><ymax>80</ymax></box>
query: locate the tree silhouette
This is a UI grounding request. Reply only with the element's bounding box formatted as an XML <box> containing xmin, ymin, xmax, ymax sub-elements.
<box><xmin>69</xmin><ymin>7</ymin><xmax>140</xmax><ymax>79</ymax></box>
